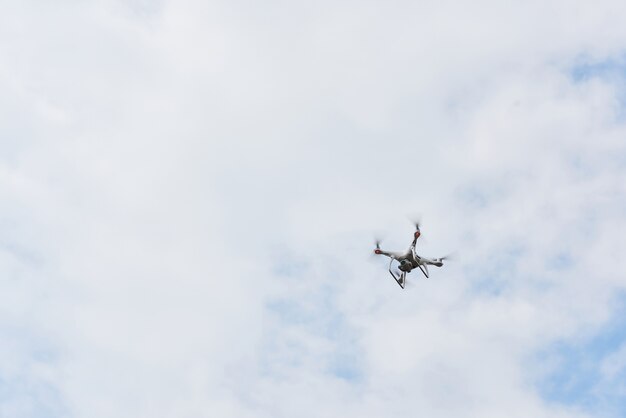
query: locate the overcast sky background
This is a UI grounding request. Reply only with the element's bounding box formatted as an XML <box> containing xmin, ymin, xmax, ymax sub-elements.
<box><xmin>1</xmin><ymin>1</ymin><xmax>626</xmax><ymax>417</ymax></box>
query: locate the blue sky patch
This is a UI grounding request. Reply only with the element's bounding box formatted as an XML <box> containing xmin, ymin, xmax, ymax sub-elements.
<box><xmin>571</xmin><ymin>55</ymin><xmax>626</xmax><ymax>82</ymax></box>
<box><xmin>570</xmin><ymin>54</ymin><xmax>626</xmax><ymax>121</ymax></box>
<box><xmin>263</xmin><ymin>278</ymin><xmax>364</xmax><ymax>383</ymax></box>
<box><xmin>534</xmin><ymin>292</ymin><xmax>626</xmax><ymax>417</ymax></box>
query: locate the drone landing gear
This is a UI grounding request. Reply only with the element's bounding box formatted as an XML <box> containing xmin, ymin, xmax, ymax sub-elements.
<box><xmin>388</xmin><ymin>259</ymin><xmax>406</xmax><ymax>289</ymax></box>
<box><xmin>417</xmin><ymin>263</ymin><xmax>429</xmax><ymax>278</ymax></box>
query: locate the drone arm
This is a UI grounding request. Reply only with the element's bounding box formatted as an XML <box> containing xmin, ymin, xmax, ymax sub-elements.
<box><xmin>374</xmin><ymin>249</ymin><xmax>394</xmax><ymax>258</ymax></box>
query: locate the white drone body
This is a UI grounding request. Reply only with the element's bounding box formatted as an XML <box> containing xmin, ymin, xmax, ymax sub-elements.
<box><xmin>374</xmin><ymin>223</ymin><xmax>448</xmax><ymax>289</ymax></box>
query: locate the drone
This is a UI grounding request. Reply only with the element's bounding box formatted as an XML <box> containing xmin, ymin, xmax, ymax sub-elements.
<box><xmin>373</xmin><ymin>222</ymin><xmax>449</xmax><ymax>289</ymax></box>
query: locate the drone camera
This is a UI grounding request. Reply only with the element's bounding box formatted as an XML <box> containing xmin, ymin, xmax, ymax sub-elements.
<box><xmin>399</xmin><ymin>260</ymin><xmax>413</xmax><ymax>272</ymax></box>
<box><xmin>414</xmin><ymin>231</ymin><xmax>421</xmax><ymax>239</ymax></box>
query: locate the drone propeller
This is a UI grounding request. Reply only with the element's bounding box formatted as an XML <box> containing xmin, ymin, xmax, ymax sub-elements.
<box><xmin>432</xmin><ymin>253</ymin><xmax>456</xmax><ymax>266</ymax></box>
<box><xmin>440</xmin><ymin>252</ymin><xmax>457</xmax><ymax>261</ymax></box>
<box><xmin>373</xmin><ymin>238</ymin><xmax>382</xmax><ymax>255</ymax></box>
<box><xmin>413</xmin><ymin>220</ymin><xmax>421</xmax><ymax>239</ymax></box>
<box><xmin>407</xmin><ymin>213</ymin><xmax>422</xmax><ymax>230</ymax></box>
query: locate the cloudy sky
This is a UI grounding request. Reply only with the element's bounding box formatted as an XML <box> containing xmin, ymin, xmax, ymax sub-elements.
<box><xmin>2</xmin><ymin>1</ymin><xmax>626</xmax><ymax>417</ymax></box>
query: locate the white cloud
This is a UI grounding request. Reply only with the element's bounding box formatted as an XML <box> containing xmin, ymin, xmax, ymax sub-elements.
<box><xmin>1</xmin><ymin>0</ymin><xmax>626</xmax><ymax>417</ymax></box>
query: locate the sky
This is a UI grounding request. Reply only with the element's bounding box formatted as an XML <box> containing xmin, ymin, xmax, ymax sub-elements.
<box><xmin>1</xmin><ymin>0</ymin><xmax>626</xmax><ymax>417</ymax></box>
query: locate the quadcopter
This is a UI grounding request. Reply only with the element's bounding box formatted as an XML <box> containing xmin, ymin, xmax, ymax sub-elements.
<box><xmin>373</xmin><ymin>222</ymin><xmax>449</xmax><ymax>289</ymax></box>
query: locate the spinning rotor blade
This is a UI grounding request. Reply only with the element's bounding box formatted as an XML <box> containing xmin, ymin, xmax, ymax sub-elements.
<box><xmin>371</xmin><ymin>237</ymin><xmax>382</xmax><ymax>258</ymax></box>
<box><xmin>440</xmin><ymin>252</ymin><xmax>457</xmax><ymax>261</ymax></box>
<box><xmin>407</xmin><ymin>214</ymin><xmax>422</xmax><ymax>231</ymax></box>
<box><xmin>373</xmin><ymin>238</ymin><xmax>383</xmax><ymax>255</ymax></box>
<box><xmin>407</xmin><ymin>214</ymin><xmax>423</xmax><ymax>240</ymax></box>
<box><xmin>412</xmin><ymin>219</ymin><xmax>421</xmax><ymax>239</ymax></box>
